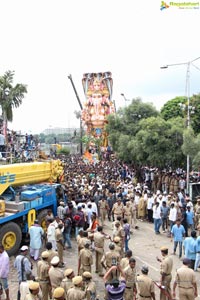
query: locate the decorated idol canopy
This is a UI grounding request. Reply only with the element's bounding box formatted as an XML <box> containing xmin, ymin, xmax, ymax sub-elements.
<box><xmin>81</xmin><ymin>72</ymin><xmax>115</xmax><ymax>143</ymax></box>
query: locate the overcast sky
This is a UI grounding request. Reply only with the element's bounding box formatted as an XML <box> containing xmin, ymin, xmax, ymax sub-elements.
<box><xmin>0</xmin><ymin>0</ymin><xmax>200</xmax><ymax>134</ymax></box>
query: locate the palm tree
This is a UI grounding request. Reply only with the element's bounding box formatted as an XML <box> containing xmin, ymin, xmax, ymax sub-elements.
<box><xmin>0</xmin><ymin>70</ymin><xmax>27</xmax><ymax>137</ymax></box>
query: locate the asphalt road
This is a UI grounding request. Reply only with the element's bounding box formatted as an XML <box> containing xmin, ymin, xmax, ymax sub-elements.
<box><xmin>6</xmin><ymin>219</ymin><xmax>200</xmax><ymax>300</ymax></box>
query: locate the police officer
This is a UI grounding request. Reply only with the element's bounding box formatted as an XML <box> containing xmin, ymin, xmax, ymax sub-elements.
<box><xmin>82</xmin><ymin>272</ymin><xmax>96</xmax><ymax>300</ymax></box>
<box><xmin>45</xmin><ymin>242</ymin><xmax>57</xmax><ymax>266</ymax></box>
<box><xmin>93</xmin><ymin>226</ymin><xmax>110</xmax><ymax>276</ymax></box>
<box><xmin>67</xmin><ymin>276</ymin><xmax>86</xmax><ymax>300</ymax></box>
<box><xmin>101</xmin><ymin>243</ymin><xmax>120</xmax><ymax>282</ymax></box>
<box><xmin>61</xmin><ymin>269</ymin><xmax>75</xmax><ymax>299</ymax></box>
<box><xmin>53</xmin><ymin>287</ymin><xmax>65</xmax><ymax>300</ymax></box>
<box><xmin>37</xmin><ymin>251</ymin><xmax>51</xmax><ymax>300</ymax></box>
<box><xmin>120</xmin><ymin>250</ymin><xmax>133</xmax><ymax>271</ymax></box>
<box><xmin>123</xmin><ymin>201</ymin><xmax>132</xmax><ymax>225</ymax></box>
<box><xmin>98</xmin><ymin>198</ymin><xmax>109</xmax><ymax>226</ymax></box>
<box><xmin>136</xmin><ymin>265</ymin><xmax>155</xmax><ymax>300</ymax></box>
<box><xmin>24</xmin><ymin>282</ymin><xmax>41</xmax><ymax>300</ymax></box>
<box><xmin>173</xmin><ymin>258</ymin><xmax>198</xmax><ymax>300</ymax></box>
<box><xmin>113</xmin><ymin>236</ymin><xmax>121</xmax><ymax>257</ymax></box>
<box><xmin>48</xmin><ymin>256</ymin><xmax>64</xmax><ymax>294</ymax></box>
<box><xmin>78</xmin><ymin>240</ymin><xmax>93</xmax><ymax>275</ymax></box>
<box><xmin>113</xmin><ymin>221</ymin><xmax>125</xmax><ymax>256</ymax></box>
<box><xmin>157</xmin><ymin>246</ymin><xmax>173</xmax><ymax>300</ymax></box>
<box><xmin>124</xmin><ymin>258</ymin><xmax>137</xmax><ymax>300</ymax></box>
<box><xmin>112</xmin><ymin>198</ymin><xmax>124</xmax><ymax>221</ymax></box>
<box><xmin>55</xmin><ymin>223</ymin><xmax>65</xmax><ymax>266</ymax></box>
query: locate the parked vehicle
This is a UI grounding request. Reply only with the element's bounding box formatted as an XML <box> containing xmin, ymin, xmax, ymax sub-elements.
<box><xmin>0</xmin><ymin>160</ymin><xmax>64</xmax><ymax>255</ymax></box>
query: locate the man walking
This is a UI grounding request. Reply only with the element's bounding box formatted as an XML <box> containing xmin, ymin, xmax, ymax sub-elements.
<box><xmin>29</xmin><ymin>219</ymin><xmax>44</xmax><ymax>261</ymax></box>
<box><xmin>98</xmin><ymin>198</ymin><xmax>109</xmax><ymax>226</ymax></box>
<box><xmin>37</xmin><ymin>251</ymin><xmax>51</xmax><ymax>300</ymax></box>
<box><xmin>157</xmin><ymin>246</ymin><xmax>173</xmax><ymax>300</ymax></box>
<box><xmin>136</xmin><ymin>265</ymin><xmax>155</xmax><ymax>300</ymax></box>
<box><xmin>173</xmin><ymin>258</ymin><xmax>198</xmax><ymax>300</ymax></box>
<box><xmin>124</xmin><ymin>258</ymin><xmax>137</xmax><ymax>300</ymax></box>
<box><xmin>55</xmin><ymin>223</ymin><xmax>65</xmax><ymax>266</ymax></box>
<box><xmin>183</xmin><ymin>230</ymin><xmax>197</xmax><ymax>270</ymax></box>
<box><xmin>171</xmin><ymin>218</ymin><xmax>185</xmax><ymax>258</ymax></box>
<box><xmin>14</xmin><ymin>245</ymin><xmax>34</xmax><ymax>300</ymax></box>
<box><xmin>93</xmin><ymin>226</ymin><xmax>109</xmax><ymax>276</ymax></box>
<box><xmin>78</xmin><ymin>240</ymin><xmax>93</xmax><ymax>275</ymax></box>
<box><xmin>153</xmin><ymin>201</ymin><xmax>162</xmax><ymax>234</ymax></box>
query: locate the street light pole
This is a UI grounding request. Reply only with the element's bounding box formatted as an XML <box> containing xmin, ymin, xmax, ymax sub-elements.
<box><xmin>120</xmin><ymin>93</ymin><xmax>130</xmax><ymax>106</ymax></box>
<box><xmin>161</xmin><ymin>56</ymin><xmax>200</xmax><ymax>193</ymax></box>
<box><xmin>186</xmin><ymin>62</ymin><xmax>190</xmax><ymax>194</ymax></box>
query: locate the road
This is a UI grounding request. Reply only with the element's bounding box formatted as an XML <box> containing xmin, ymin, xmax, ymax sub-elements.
<box><xmin>6</xmin><ymin>218</ymin><xmax>200</xmax><ymax>300</ymax></box>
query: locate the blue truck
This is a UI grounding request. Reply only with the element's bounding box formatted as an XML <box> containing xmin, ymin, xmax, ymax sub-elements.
<box><xmin>0</xmin><ymin>160</ymin><xmax>64</xmax><ymax>255</ymax></box>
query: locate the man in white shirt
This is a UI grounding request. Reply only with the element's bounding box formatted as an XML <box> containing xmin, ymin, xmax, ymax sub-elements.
<box><xmin>185</xmin><ymin>197</ymin><xmax>193</xmax><ymax>212</ymax></box>
<box><xmin>169</xmin><ymin>202</ymin><xmax>177</xmax><ymax>232</ymax></box>
<box><xmin>147</xmin><ymin>193</ymin><xmax>154</xmax><ymax>223</ymax></box>
<box><xmin>47</xmin><ymin>218</ymin><xmax>57</xmax><ymax>250</ymax></box>
<box><xmin>153</xmin><ymin>202</ymin><xmax>161</xmax><ymax>234</ymax></box>
<box><xmin>87</xmin><ymin>199</ymin><xmax>98</xmax><ymax>216</ymax></box>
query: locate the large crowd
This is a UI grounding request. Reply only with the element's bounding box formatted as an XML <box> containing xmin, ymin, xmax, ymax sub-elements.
<box><xmin>0</xmin><ymin>154</ymin><xmax>200</xmax><ymax>300</ymax></box>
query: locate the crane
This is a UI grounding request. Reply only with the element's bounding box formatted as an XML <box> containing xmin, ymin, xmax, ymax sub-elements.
<box><xmin>68</xmin><ymin>74</ymin><xmax>83</xmax><ymax>154</ymax></box>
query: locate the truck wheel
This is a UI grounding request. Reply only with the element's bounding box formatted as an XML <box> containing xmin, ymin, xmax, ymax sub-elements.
<box><xmin>0</xmin><ymin>222</ymin><xmax>22</xmax><ymax>256</ymax></box>
<box><xmin>37</xmin><ymin>209</ymin><xmax>49</xmax><ymax>230</ymax></box>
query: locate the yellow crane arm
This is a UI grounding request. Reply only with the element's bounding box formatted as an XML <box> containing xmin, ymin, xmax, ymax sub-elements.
<box><xmin>0</xmin><ymin>160</ymin><xmax>64</xmax><ymax>195</ymax></box>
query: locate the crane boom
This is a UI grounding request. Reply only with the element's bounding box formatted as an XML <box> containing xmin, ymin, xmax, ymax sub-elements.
<box><xmin>68</xmin><ymin>74</ymin><xmax>83</xmax><ymax>110</ymax></box>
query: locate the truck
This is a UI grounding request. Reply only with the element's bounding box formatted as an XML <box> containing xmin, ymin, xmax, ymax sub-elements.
<box><xmin>0</xmin><ymin>159</ymin><xmax>65</xmax><ymax>256</ymax></box>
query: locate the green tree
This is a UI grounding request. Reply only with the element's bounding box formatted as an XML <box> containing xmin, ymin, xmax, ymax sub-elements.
<box><xmin>160</xmin><ymin>94</ymin><xmax>200</xmax><ymax>134</ymax></box>
<box><xmin>0</xmin><ymin>71</ymin><xmax>27</xmax><ymax>135</ymax></box>
<box><xmin>182</xmin><ymin>128</ymin><xmax>200</xmax><ymax>170</ymax></box>
<box><xmin>160</xmin><ymin>96</ymin><xmax>186</xmax><ymax>120</ymax></box>
<box><xmin>106</xmin><ymin>98</ymin><xmax>158</xmax><ymax>140</ymax></box>
<box><xmin>190</xmin><ymin>94</ymin><xmax>200</xmax><ymax>135</ymax></box>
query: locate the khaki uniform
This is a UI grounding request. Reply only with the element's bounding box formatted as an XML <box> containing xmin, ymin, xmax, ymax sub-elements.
<box><xmin>112</xmin><ymin>202</ymin><xmax>124</xmax><ymax>220</ymax></box>
<box><xmin>24</xmin><ymin>294</ymin><xmax>41</xmax><ymax>300</ymax></box>
<box><xmin>77</xmin><ymin>237</ymin><xmax>88</xmax><ymax>254</ymax></box>
<box><xmin>136</xmin><ymin>274</ymin><xmax>155</xmax><ymax>300</ymax></box>
<box><xmin>85</xmin><ymin>281</ymin><xmax>96</xmax><ymax>300</ymax></box>
<box><xmin>93</xmin><ymin>231</ymin><xmax>105</xmax><ymax>275</ymax></box>
<box><xmin>152</xmin><ymin>173</ymin><xmax>158</xmax><ymax>194</ymax></box>
<box><xmin>173</xmin><ymin>178</ymin><xmax>179</xmax><ymax>193</ymax></box>
<box><xmin>37</xmin><ymin>260</ymin><xmax>51</xmax><ymax>300</ymax></box>
<box><xmin>124</xmin><ymin>266</ymin><xmax>136</xmax><ymax>300</ymax></box>
<box><xmin>99</xmin><ymin>200</ymin><xmax>108</xmax><ymax>226</ymax></box>
<box><xmin>164</xmin><ymin>175</ymin><xmax>169</xmax><ymax>194</ymax></box>
<box><xmin>130</xmin><ymin>200</ymin><xmax>137</xmax><ymax>228</ymax></box>
<box><xmin>160</xmin><ymin>255</ymin><xmax>173</xmax><ymax>300</ymax></box>
<box><xmin>113</xmin><ymin>242</ymin><xmax>121</xmax><ymax>257</ymax></box>
<box><xmin>101</xmin><ymin>250</ymin><xmax>120</xmax><ymax>281</ymax></box>
<box><xmin>137</xmin><ymin>197</ymin><xmax>146</xmax><ymax>219</ymax></box>
<box><xmin>67</xmin><ymin>286</ymin><xmax>86</xmax><ymax>300</ymax></box>
<box><xmin>48</xmin><ymin>266</ymin><xmax>64</xmax><ymax>293</ymax></box>
<box><xmin>157</xmin><ymin>174</ymin><xmax>162</xmax><ymax>191</ymax></box>
<box><xmin>123</xmin><ymin>204</ymin><xmax>132</xmax><ymax>225</ymax></box>
<box><xmin>120</xmin><ymin>257</ymin><xmax>129</xmax><ymax>271</ymax></box>
<box><xmin>113</xmin><ymin>227</ymin><xmax>125</xmax><ymax>256</ymax></box>
<box><xmin>61</xmin><ymin>278</ymin><xmax>73</xmax><ymax>299</ymax></box>
<box><xmin>55</xmin><ymin>227</ymin><xmax>64</xmax><ymax>263</ymax></box>
<box><xmin>47</xmin><ymin>250</ymin><xmax>57</xmax><ymax>266</ymax></box>
<box><xmin>79</xmin><ymin>248</ymin><xmax>93</xmax><ymax>275</ymax></box>
<box><xmin>194</xmin><ymin>203</ymin><xmax>200</xmax><ymax>228</ymax></box>
<box><xmin>175</xmin><ymin>265</ymin><xmax>197</xmax><ymax>300</ymax></box>
<box><xmin>169</xmin><ymin>177</ymin><xmax>175</xmax><ymax>193</ymax></box>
